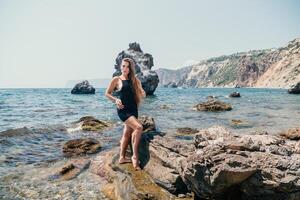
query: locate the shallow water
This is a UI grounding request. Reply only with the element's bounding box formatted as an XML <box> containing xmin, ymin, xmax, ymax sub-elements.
<box><xmin>0</xmin><ymin>87</ymin><xmax>299</xmax><ymax>198</ymax></box>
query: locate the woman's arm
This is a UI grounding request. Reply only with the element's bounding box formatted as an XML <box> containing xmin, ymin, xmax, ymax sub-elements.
<box><xmin>105</xmin><ymin>77</ymin><xmax>119</xmax><ymax>103</ymax></box>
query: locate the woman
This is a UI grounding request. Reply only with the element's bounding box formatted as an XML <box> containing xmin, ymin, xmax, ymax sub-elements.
<box><xmin>105</xmin><ymin>57</ymin><xmax>146</xmax><ymax>170</ymax></box>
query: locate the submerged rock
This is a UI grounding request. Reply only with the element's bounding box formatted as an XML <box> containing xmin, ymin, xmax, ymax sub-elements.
<box><xmin>230</xmin><ymin>119</ymin><xmax>253</xmax><ymax>129</ymax></box>
<box><xmin>288</xmin><ymin>82</ymin><xmax>300</xmax><ymax>94</ymax></box>
<box><xmin>62</xmin><ymin>138</ymin><xmax>101</xmax><ymax>157</ymax></box>
<box><xmin>71</xmin><ymin>80</ymin><xmax>95</xmax><ymax>94</ymax></box>
<box><xmin>48</xmin><ymin>158</ymin><xmax>90</xmax><ymax>181</ymax></box>
<box><xmin>160</xmin><ymin>104</ymin><xmax>171</xmax><ymax>109</ymax></box>
<box><xmin>112</xmin><ymin>42</ymin><xmax>159</xmax><ymax>95</ymax></box>
<box><xmin>176</xmin><ymin>127</ymin><xmax>198</xmax><ymax>136</ymax></box>
<box><xmin>192</xmin><ymin>97</ymin><xmax>232</xmax><ymax>111</ymax></box>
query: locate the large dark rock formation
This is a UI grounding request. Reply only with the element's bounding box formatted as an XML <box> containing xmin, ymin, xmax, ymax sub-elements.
<box><xmin>113</xmin><ymin>42</ymin><xmax>159</xmax><ymax>95</ymax></box>
<box><xmin>71</xmin><ymin>80</ymin><xmax>95</xmax><ymax>94</ymax></box>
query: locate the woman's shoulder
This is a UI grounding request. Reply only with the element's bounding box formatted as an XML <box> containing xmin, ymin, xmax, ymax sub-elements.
<box><xmin>112</xmin><ymin>76</ymin><xmax>121</xmax><ymax>82</ymax></box>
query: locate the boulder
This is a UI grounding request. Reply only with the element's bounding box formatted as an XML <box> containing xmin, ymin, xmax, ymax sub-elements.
<box><xmin>77</xmin><ymin>116</ymin><xmax>111</xmax><ymax>132</ymax></box>
<box><xmin>288</xmin><ymin>82</ymin><xmax>300</xmax><ymax>94</ymax></box>
<box><xmin>62</xmin><ymin>138</ymin><xmax>101</xmax><ymax>157</ymax></box>
<box><xmin>112</xmin><ymin>42</ymin><xmax>159</xmax><ymax>95</ymax></box>
<box><xmin>71</xmin><ymin>80</ymin><xmax>95</xmax><ymax>94</ymax></box>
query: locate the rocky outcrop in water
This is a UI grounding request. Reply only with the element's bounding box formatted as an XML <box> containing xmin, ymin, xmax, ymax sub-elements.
<box><xmin>229</xmin><ymin>91</ymin><xmax>241</xmax><ymax>97</ymax></box>
<box><xmin>71</xmin><ymin>80</ymin><xmax>95</xmax><ymax>94</ymax></box>
<box><xmin>156</xmin><ymin>37</ymin><xmax>300</xmax><ymax>89</ymax></box>
<box><xmin>112</xmin><ymin>42</ymin><xmax>159</xmax><ymax>95</ymax></box>
<box><xmin>77</xmin><ymin>116</ymin><xmax>111</xmax><ymax>131</ymax></box>
<box><xmin>288</xmin><ymin>82</ymin><xmax>300</xmax><ymax>94</ymax></box>
<box><xmin>67</xmin><ymin>116</ymin><xmax>113</xmax><ymax>133</ymax></box>
<box><xmin>192</xmin><ymin>97</ymin><xmax>232</xmax><ymax>111</ymax></box>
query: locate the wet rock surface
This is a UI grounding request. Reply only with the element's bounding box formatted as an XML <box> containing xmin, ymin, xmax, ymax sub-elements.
<box><xmin>62</xmin><ymin>138</ymin><xmax>102</xmax><ymax>157</ymax></box>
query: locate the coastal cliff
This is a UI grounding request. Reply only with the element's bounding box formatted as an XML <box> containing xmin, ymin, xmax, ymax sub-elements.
<box><xmin>156</xmin><ymin>37</ymin><xmax>300</xmax><ymax>88</ymax></box>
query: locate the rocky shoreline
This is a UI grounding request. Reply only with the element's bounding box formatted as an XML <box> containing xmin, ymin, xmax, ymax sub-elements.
<box><xmin>36</xmin><ymin>114</ymin><xmax>300</xmax><ymax>200</ymax></box>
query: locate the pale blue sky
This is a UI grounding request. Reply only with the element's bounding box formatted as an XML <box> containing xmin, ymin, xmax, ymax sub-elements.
<box><xmin>0</xmin><ymin>0</ymin><xmax>299</xmax><ymax>88</ymax></box>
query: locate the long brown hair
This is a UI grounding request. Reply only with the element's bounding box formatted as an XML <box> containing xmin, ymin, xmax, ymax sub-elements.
<box><xmin>121</xmin><ymin>57</ymin><xmax>144</xmax><ymax>107</ymax></box>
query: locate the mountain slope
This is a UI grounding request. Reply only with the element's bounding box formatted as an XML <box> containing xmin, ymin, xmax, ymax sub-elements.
<box><xmin>156</xmin><ymin>38</ymin><xmax>300</xmax><ymax>88</ymax></box>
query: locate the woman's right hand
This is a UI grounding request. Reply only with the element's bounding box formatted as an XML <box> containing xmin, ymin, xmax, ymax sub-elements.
<box><xmin>115</xmin><ymin>98</ymin><xmax>124</xmax><ymax>109</ymax></box>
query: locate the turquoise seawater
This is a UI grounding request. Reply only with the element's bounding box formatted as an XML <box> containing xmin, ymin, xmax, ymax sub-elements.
<box><xmin>0</xmin><ymin>87</ymin><xmax>299</xmax><ymax>198</ymax></box>
<box><xmin>1</xmin><ymin>87</ymin><xmax>299</xmax><ymax>133</ymax></box>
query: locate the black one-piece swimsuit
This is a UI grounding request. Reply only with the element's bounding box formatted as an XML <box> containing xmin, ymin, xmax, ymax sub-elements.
<box><xmin>116</xmin><ymin>78</ymin><xmax>138</xmax><ymax>122</ymax></box>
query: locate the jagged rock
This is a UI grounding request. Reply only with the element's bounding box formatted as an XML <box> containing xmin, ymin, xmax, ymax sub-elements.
<box><xmin>229</xmin><ymin>91</ymin><xmax>241</xmax><ymax>97</ymax></box>
<box><xmin>48</xmin><ymin>158</ymin><xmax>90</xmax><ymax>181</ymax></box>
<box><xmin>279</xmin><ymin>127</ymin><xmax>300</xmax><ymax>140</ymax></box>
<box><xmin>288</xmin><ymin>82</ymin><xmax>300</xmax><ymax>94</ymax></box>
<box><xmin>71</xmin><ymin>80</ymin><xmax>95</xmax><ymax>94</ymax></box>
<box><xmin>113</xmin><ymin>42</ymin><xmax>159</xmax><ymax>95</ymax></box>
<box><xmin>192</xmin><ymin>97</ymin><xmax>232</xmax><ymax>111</ymax></box>
<box><xmin>62</xmin><ymin>138</ymin><xmax>101</xmax><ymax>157</ymax></box>
<box><xmin>120</xmin><ymin>124</ymin><xmax>300</xmax><ymax>200</ymax></box>
<box><xmin>143</xmin><ymin>135</ymin><xmax>195</xmax><ymax>195</ymax></box>
<box><xmin>182</xmin><ymin>125</ymin><xmax>300</xmax><ymax>200</ymax></box>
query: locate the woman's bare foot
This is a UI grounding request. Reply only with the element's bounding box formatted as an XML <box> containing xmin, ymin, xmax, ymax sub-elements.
<box><xmin>119</xmin><ymin>156</ymin><xmax>132</xmax><ymax>164</ymax></box>
<box><xmin>131</xmin><ymin>156</ymin><xmax>141</xmax><ymax>170</ymax></box>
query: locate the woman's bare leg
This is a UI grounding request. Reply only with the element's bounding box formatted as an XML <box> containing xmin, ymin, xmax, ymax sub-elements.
<box><xmin>119</xmin><ymin>123</ymin><xmax>134</xmax><ymax>164</ymax></box>
<box><xmin>124</xmin><ymin>116</ymin><xmax>143</xmax><ymax>170</ymax></box>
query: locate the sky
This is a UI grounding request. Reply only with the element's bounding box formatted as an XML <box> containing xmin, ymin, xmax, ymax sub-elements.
<box><xmin>0</xmin><ymin>0</ymin><xmax>299</xmax><ymax>88</ymax></box>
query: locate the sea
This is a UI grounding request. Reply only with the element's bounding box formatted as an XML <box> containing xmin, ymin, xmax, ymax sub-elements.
<box><xmin>0</xmin><ymin>87</ymin><xmax>299</xmax><ymax>199</ymax></box>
